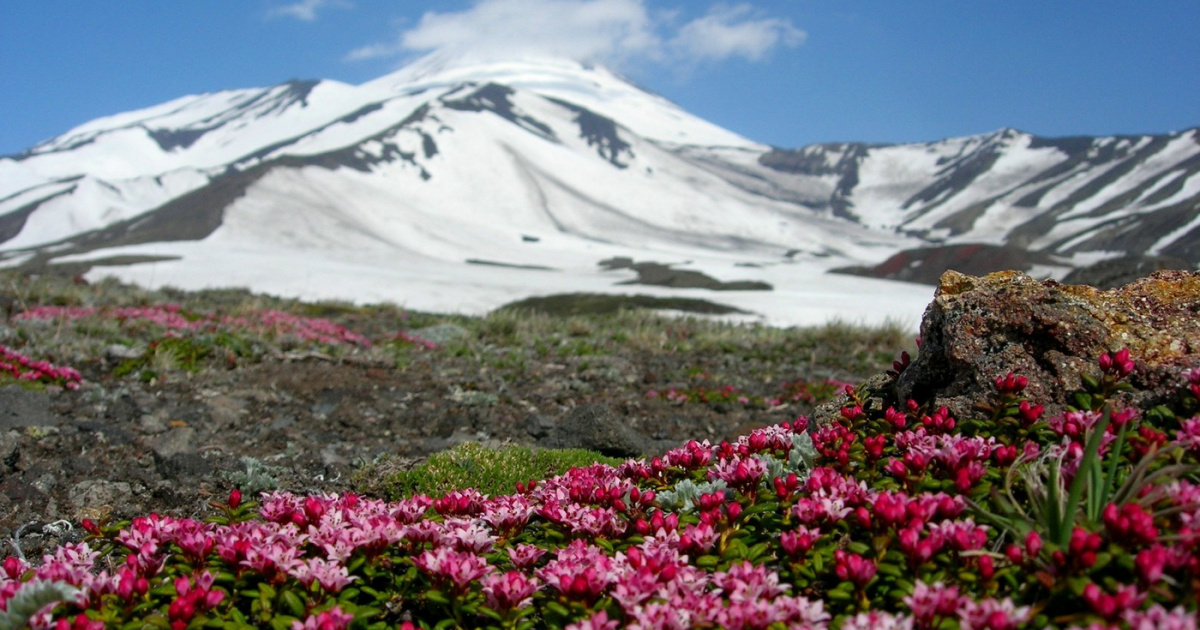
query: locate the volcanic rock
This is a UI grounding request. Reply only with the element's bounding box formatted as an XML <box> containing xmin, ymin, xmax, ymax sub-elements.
<box><xmin>538</xmin><ymin>404</ymin><xmax>652</xmax><ymax>458</ymax></box>
<box><xmin>894</xmin><ymin>269</ymin><xmax>1200</xmax><ymax>421</ymax></box>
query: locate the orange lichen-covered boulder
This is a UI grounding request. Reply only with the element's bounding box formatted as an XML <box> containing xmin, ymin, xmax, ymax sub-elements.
<box><xmin>894</xmin><ymin>269</ymin><xmax>1200</xmax><ymax>420</ymax></box>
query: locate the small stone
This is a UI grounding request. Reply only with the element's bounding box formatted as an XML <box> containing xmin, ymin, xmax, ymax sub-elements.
<box><xmin>0</xmin><ymin>386</ymin><xmax>57</xmax><ymax>430</ymax></box>
<box><xmin>69</xmin><ymin>480</ymin><xmax>134</xmax><ymax>518</ymax></box>
<box><xmin>148</xmin><ymin>426</ymin><xmax>197</xmax><ymax>459</ymax></box>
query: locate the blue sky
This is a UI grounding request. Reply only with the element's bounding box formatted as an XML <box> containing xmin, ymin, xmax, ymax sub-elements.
<box><xmin>2</xmin><ymin>1</ymin><xmax>1197</xmax><ymax>156</ymax></box>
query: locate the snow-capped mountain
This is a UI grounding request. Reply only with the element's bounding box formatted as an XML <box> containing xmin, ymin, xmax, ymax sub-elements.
<box><xmin>1</xmin><ymin>56</ymin><xmax>1196</xmax><ymax>326</ymax></box>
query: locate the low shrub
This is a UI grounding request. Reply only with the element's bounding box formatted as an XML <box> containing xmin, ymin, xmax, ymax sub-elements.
<box><xmin>1</xmin><ymin>348</ymin><xmax>1197</xmax><ymax>629</ymax></box>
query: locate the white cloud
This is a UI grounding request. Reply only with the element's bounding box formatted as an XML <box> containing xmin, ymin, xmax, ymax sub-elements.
<box><xmin>269</xmin><ymin>0</ymin><xmax>351</xmax><ymax>22</ymax></box>
<box><xmin>347</xmin><ymin>0</ymin><xmax>802</xmax><ymax>69</ymax></box>
<box><xmin>670</xmin><ymin>5</ymin><xmax>806</xmax><ymax>63</ymax></box>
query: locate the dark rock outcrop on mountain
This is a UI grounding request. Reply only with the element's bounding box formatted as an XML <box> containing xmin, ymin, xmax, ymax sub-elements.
<box><xmin>1061</xmin><ymin>254</ymin><xmax>1194</xmax><ymax>290</ymax></box>
<box><xmin>894</xmin><ymin>270</ymin><xmax>1200</xmax><ymax>421</ymax></box>
<box><xmin>832</xmin><ymin>243</ymin><xmax>1062</xmax><ymax>286</ymax></box>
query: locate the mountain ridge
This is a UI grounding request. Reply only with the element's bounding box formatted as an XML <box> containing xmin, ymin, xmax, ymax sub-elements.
<box><xmin>0</xmin><ymin>56</ymin><xmax>1196</xmax><ymax>325</ymax></box>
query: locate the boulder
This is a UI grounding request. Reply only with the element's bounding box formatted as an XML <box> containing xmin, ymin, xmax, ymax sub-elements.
<box><xmin>538</xmin><ymin>404</ymin><xmax>652</xmax><ymax>458</ymax></box>
<box><xmin>893</xmin><ymin>270</ymin><xmax>1200</xmax><ymax>421</ymax></box>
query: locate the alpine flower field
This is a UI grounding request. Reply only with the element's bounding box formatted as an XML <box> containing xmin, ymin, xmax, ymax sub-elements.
<box><xmin>1</xmin><ymin>345</ymin><xmax>1199</xmax><ymax>629</ymax></box>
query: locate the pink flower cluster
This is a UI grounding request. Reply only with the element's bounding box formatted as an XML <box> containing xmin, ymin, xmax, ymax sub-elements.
<box><xmin>0</xmin><ymin>344</ymin><xmax>82</xmax><ymax>389</ymax></box>
<box><xmin>15</xmin><ymin>305</ymin><xmax>371</xmax><ymax>347</ymax></box>
<box><xmin>2</xmin><ymin>351</ymin><xmax>1198</xmax><ymax>628</ymax></box>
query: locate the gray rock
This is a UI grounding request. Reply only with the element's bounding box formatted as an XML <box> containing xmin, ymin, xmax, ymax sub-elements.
<box><xmin>540</xmin><ymin>404</ymin><xmax>651</xmax><ymax>458</ymax></box>
<box><xmin>147</xmin><ymin>426</ymin><xmax>197</xmax><ymax>459</ymax></box>
<box><xmin>69</xmin><ymin>480</ymin><xmax>133</xmax><ymax>512</ymax></box>
<box><xmin>0</xmin><ymin>386</ymin><xmax>57</xmax><ymax>430</ymax></box>
<box><xmin>895</xmin><ymin>270</ymin><xmax>1200</xmax><ymax>422</ymax></box>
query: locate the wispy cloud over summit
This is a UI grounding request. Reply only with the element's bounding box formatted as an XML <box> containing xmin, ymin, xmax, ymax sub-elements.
<box><xmin>346</xmin><ymin>0</ymin><xmax>803</xmax><ymax>70</ymax></box>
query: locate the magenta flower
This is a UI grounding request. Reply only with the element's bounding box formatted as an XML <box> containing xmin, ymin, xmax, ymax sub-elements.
<box><xmin>291</xmin><ymin>606</ymin><xmax>355</xmax><ymax>630</ymax></box>
<box><xmin>1135</xmin><ymin>544</ymin><xmax>1169</xmax><ymax>584</ymax></box>
<box><xmin>833</xmin><ymin>550</ymin><xmax>876</xmax><ymax>588</ymax></box>
<box><xmin>957</xmin><ymin>596</ymin><xmax>1032</xmax><ymax>630</ymax></box>
<box><xmin>1083</xmin><ymin>583</ymin><xmax>1146</xmax><ymax>621</ymax></box>
<box><xmin>994</xmin><ymin>372</ymin><xmax>1029</xmax><ymax>395</ymax></box>
<box><xmin>537</xmin><ymin>541</ymin><xmax>616</xmax><ymax>603</ymax></box>
<box><xmin>712</xmin><ymin>560</ymin><xmax>787</xmax><ymax>602</ymax></box>
<box><xmin>413</xmin><ymin>547</ymin><xmax>493</xmax><ymax>591</ymax></box>
<box><xmin>565</xmin><ymin>610</ymin><xmax>620</xmax><ymax>630</ymax></box>
<box><xmin>1176</xmin><ymin>417</ymin><xmax>1200</xmax><ymax>453</ymax></box>
<box><xmin>904</xmin><ymin>580</ymin><xmax>962</xmax><ymax>627</ymax></box>
<box><xmin>779</xmin><ymin>526</ymin><xmax>821</xmax><ymax>559</ymax></box>
<box><xmin>1099</xmin><ymin>348</ymin><xmax>1135</xmax><ymax>378</ymax></box>
<box><xmin>289</xmin><ymin>557</ymin><xmax>356</xmax><ymax>593</ymax></box>
<box><xmin>1120</xmin><ymin>603</ymin><xmax>1199</xmax><ymax>630</ymax></box>
<box><xmin>843</xmin><ymin>610</ymin><xmax>915</xmax><ymax>630</ymax></box>
<box><xmin>506</xmin><ymin>543</ymin><xmax>546</xmax><ymax>570</ymax></box>
<box><xmin>481</xmin><ymin>570</ymin><xmax>539</xmax><ymax>612</ymax></box>
<box><xmin>873</xmin><ymin>489</ymin><xmax>907</xmax><ymax>528</ymax></box>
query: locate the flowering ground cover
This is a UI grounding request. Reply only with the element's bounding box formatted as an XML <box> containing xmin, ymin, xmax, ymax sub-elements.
<box><xmin>0</xmin><ymin>272</ymin><xmax>906</xmax><ymax>577</ymax></box>
<box><xmin>1</xmin><ymin>344</ymin><xmax>1197</xmax><ymax>629</ymax></box>
<box><xmin>0</xmin><ymin>344</ymin><xmax>82</xmax><ymax>390</ymax></box>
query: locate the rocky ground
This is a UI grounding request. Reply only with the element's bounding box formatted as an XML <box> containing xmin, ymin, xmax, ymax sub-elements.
<box><xmin>0</xmin><ymin>273</ymin><xmax>909</xmax><ymax>562</ymax></box>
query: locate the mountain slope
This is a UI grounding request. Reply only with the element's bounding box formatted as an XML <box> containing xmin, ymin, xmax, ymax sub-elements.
<box><xmin>0</xmin><ymin>56</ymin><xmax>1196</xmax><ymax>325</ymax></box>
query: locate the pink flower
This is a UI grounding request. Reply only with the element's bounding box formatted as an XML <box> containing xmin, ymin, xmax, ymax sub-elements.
<box><xmin>1083</xmin><ymin>583</ymin><xmax>1146</xmax><ymax>620</ymax></box>
<box><xmin>481</xmin><ymin>571</ymin><xmax>539</xmax><ymax>612</ymax></box>
<box><xmin>1176</xmin><ymin>417</ymin><xmax>1200</xmax><ymax>453</ymax></box>
<box><xmin>537</xmin><ymin>541</ymin><xmax>616</xmax><ymax>604</ymax></box>
<box><xmin>413</xmin><ymin>547</ymin><xmax>493</xmax><ymax>591</ymax></box>
<box><xmin>708</xmin><ymin>455</ymin><xmax>768</xmax><ymax>492</ymax></box>
<box><xmin>712</xmin><ymin>560</ymin><xmax>787</xmax><ymax>602</ymax></box>
<box><xmin>1121</xmin><ymin>603</ymin><xmax>1199</xmax><ymax>630</ymax></box>
<box><xmin>1136</xmin><ymin>545</ymin><xmax>1169</xmax><ymax>584</ymax></box>
<box><xmin>506</xmin><ymin>543</ymin><xmax>546</xmax><ymax>569</ymax></box>
<box><xmin>291</xmin><ymin>606</ymin><xmax>355</xmax><ymax>630</ymax></box>
<box><xmin>994</xmin><ymin>373</ymin><xmax>1028</xmax><ymax>395</ymax></box>
<box><xmin>565</xmin><ymin>611</ymin><xmax>620</xmax><ymax>630</ymax></box>
<box><xmin>957</xmin><ymin>596</ymin><xmax>1032</xmax><ymax>630</ymax></box>
<box><xmin>779</xmin><ymin>526</ymin><xmax>821</xmax><ymax>559</ymax></box>
<box><xmin>289</xmin><ymin>558</ymin><xmax>357</xmax><ymax>593</ymax></box>
<box><xmin>833</xmin><ymin>550</ymin><xmax>876</xmax><ymax>588</ymax></box>
<box><xmin>1103</xmin><ymin>502</ymin><xmax>1159</xmax><ymax>546</ymax></box>
<box><xmin>1099</xmin><ymin>348</ymin><xmax>1135</xmax><ymax>378</ymax></box>
<box><xmin>843</xmin><ymin>611</ymin><xmax>915</xmax><ymax>630</ymax></box>
<box><xmin>904</xmin><ymin>580</ymin><xmax>961</xmax><ymax>625</ymax></box>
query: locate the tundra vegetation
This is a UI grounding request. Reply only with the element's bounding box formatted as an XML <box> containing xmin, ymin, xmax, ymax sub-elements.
<box><xmin>0</xmin><ymin>272</ymin><xmax>1196</xmax><ymax>629</ymax></box>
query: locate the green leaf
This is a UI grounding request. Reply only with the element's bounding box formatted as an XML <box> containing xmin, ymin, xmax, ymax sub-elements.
<box><xmin>826</xmin><ymin>586</ymin><xmax>853</xmax><ymax>601</ymax></box>
<box><xmin>724</xmin><ymin>538</ymin><xmax>750</xmax><ymax>560</ymax></box>
<box><xmin>280</xmin><ymin>590</ymin><xmax>306</xmax><ymax>618</ymax></box>
<box><xmin>424</xmin><ymin>589</ymin><xmax>450</xmax><ymax>605</ymax></box>
<box><xmin>269</xmin><ymin>617</ymin><xmax>299</xmax><ymax>630</ymax></box>
<box><xmin>846</xmin><ymin>541</ymin><xmax>871</xmax><ymax>555</ymax></box>
<box><xmin>876</xmin><ymin>562</ymin><xmax>904</xmax><ymax>578</ymax></box>
<box><xmin>743</xmin><ymin>501</ymin><xmax>780</xmax><ymax>516</ymax></box>
<box><xmin>695</xmin><ymin>555</ymin><xmax>720</xmax><ymax>569</ymax></box>
<box><xmin>745</xmin><ymin>541</ymin><xmax>771</xmax><ymax>562</ymax></box>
